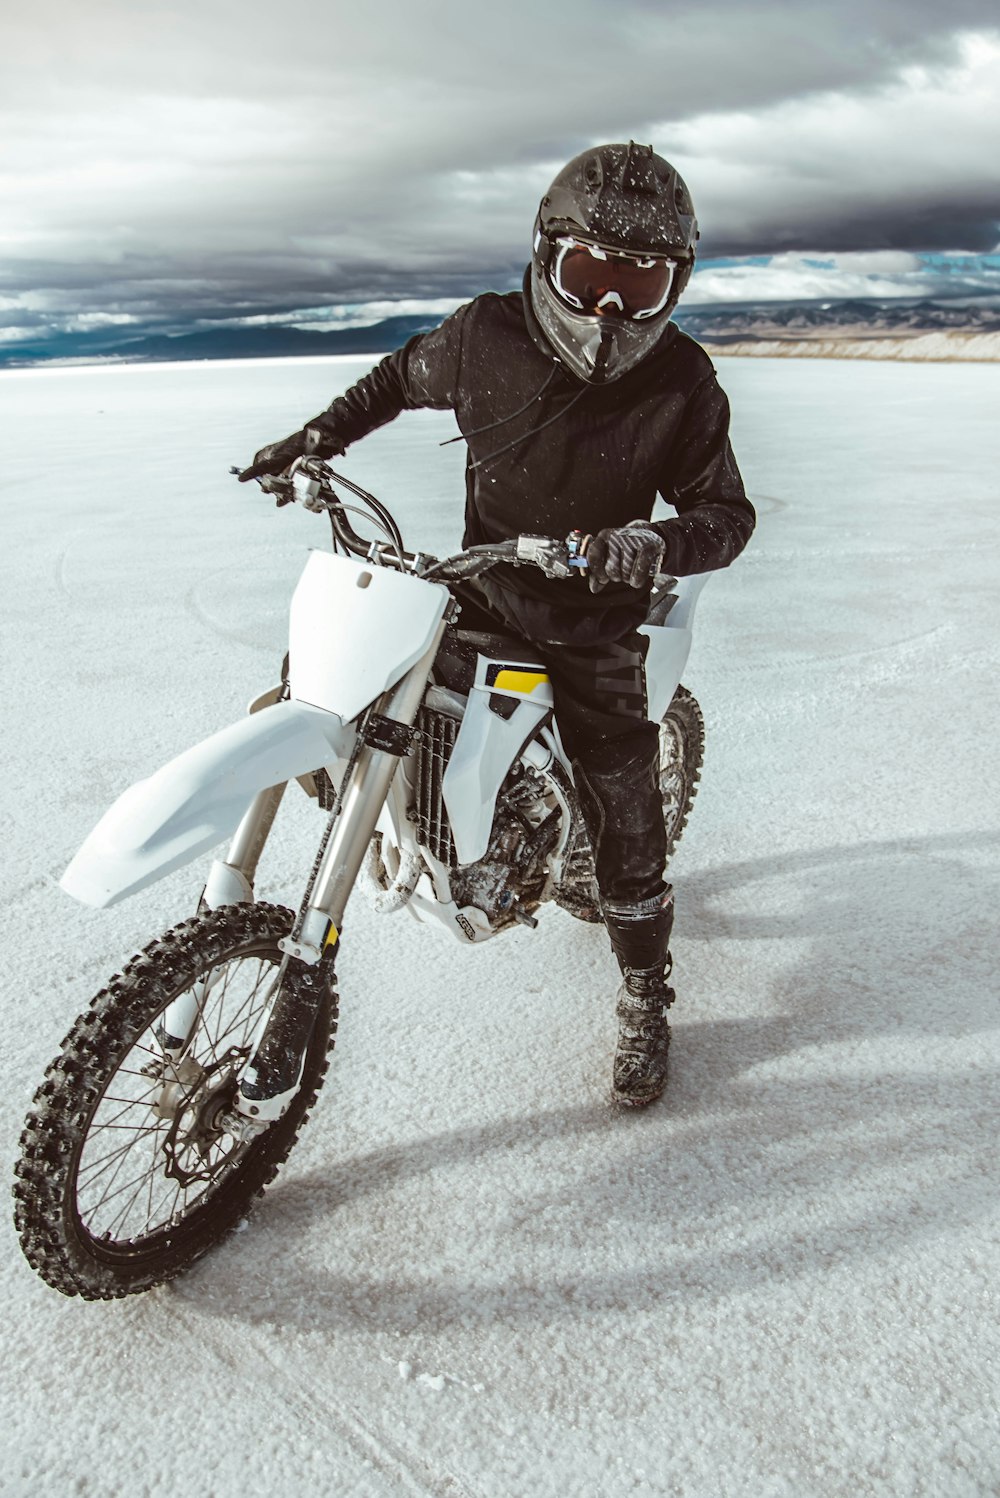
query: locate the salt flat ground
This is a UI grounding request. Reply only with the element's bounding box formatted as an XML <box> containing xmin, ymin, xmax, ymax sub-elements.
<box><xmin>1</xmin><ymin>355</ymin><xmax>998</xmax><ymax>1498</ymax></box>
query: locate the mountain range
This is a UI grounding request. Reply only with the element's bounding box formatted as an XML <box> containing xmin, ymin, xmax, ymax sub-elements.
<box><xmin>4</xmin><ymin>298</ymin><xmax>999</xmax><ymax>369</ymax></box>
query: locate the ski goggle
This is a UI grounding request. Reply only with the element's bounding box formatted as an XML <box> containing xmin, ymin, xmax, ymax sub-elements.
<box><xmin>544</xmin><ymin>235</ymin><xmax>678</xmax><ymax>321</ymax></box>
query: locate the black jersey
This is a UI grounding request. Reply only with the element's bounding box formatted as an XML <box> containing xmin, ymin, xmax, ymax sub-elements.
<box><xmin>315</xmin><ymin>282</ymin><xmax>755</xmax><ymax>644</ymax></box>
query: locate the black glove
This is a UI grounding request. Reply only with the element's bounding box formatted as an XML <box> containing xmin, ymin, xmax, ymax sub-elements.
<box><xmin>587</xmin><ymin>522</ymin><xmax>666</xmax><ymax>593</ymax></box>
<box><xmin>237</xmin><ymin>416</ymin><xmax>345</xmax><ymax>483</ymax></box>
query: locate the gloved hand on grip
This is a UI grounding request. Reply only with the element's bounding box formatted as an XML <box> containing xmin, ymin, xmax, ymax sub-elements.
<box><xmin>587</xmin><ymin>521</ymin><xmax>666</xmax><ymax>593</ymax></box>
<box><xmin>237</xmin><ymin>417</ymin><xmax>345</xmax><ymax>483</ymax></box>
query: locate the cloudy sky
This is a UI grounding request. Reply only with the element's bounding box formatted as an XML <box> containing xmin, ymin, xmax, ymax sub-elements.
<box><xmin>3</xmin><ymin>0</ymin><xmax>999</xmax><ymax>348</ymax></box>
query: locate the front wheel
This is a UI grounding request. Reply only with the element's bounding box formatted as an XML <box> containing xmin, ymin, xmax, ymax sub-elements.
<box><xmin>13</xmin><ymin>902</ymin><xmax>336</xmax><ymax>1300</ymax></box>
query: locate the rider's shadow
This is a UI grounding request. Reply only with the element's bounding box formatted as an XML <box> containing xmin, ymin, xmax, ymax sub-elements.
<box><xmin>183</xmin><ymin>830</ymin><xmax>1000</xmax><ymax>1332</ymax></box>
<box><xmin>678</xmin><ymin>827</ymin><xmax>999</xmax><ymax>1062</ymax></box>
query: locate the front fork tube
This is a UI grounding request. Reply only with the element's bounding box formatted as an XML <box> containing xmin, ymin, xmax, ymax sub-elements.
<box><xmin>157</xmin><ymin>781</ymin><xmax>290</xmax><ymax>1060</ymax></box>
<box><xmin>206</xmin><ymin>782</ymin><xmax>289</xmax><ymax>908</ymax></box>
<box><xmin>235</xmin><ymin>628</ymin><xmax>445</xmax><ymax>1123</ymax></box>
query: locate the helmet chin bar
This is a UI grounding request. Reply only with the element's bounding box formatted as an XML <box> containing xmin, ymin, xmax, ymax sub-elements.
<box><xmin>592</xmin><ymin>324</ymin><xmax>616</xmax><ymax>381</ymax></box>
<box><xmin>530</xmin><ymin>261</ymin><xmax>672</xmax><ymax>385</ymax></box>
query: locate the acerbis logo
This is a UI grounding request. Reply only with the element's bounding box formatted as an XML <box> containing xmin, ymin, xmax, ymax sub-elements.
<box><xmin>456</xmin><ymin>914</ymin><xmax>476</xmax><ymax>941</ymax></box>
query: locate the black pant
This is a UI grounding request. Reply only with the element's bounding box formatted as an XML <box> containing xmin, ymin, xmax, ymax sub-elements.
<box><xmin>450</xmin><ymin>581</ymin><xmax>667</xmax><ymax>905</ymax></box>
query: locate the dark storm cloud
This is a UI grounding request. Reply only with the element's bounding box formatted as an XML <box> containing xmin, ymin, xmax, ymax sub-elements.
<box><xmin>2</xmin><ymin>0</ymin><xmax>999</xmax><ymax>339</ymax></box>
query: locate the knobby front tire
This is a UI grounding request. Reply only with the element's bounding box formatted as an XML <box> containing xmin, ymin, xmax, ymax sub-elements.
<box><xmin>13</xmin><ymin>902</ymin><xmax>336</xmax><ymax>1301</ymax></box>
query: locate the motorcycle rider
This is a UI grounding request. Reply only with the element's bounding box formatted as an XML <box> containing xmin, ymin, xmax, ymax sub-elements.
<box><xmin>240</xmin><ymin>141</ymin><xmax>755</xmax><ymax>1106</ymax></box>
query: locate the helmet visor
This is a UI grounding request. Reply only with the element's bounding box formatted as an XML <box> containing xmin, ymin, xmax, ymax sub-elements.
<box><xmin>548</xmin><ymin>236</ymin><xmax>677</xmax><ymax>321</ymax></box>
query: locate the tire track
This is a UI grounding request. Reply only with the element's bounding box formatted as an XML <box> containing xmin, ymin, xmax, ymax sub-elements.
<box><xmin>746</xmin><ymin>492</ymin><xmax>788</xmax><ymax>515</ymax></box>
<box><xmin>156</xmin><ymin>1296</ymin><xmax>483</xmax><ymax>1498</ymax></box>
<box><xmin>183</xmin><ymin>579</ymin><xmax>274</xmax><ymax>652</ymax></box>
<box><xmin>698</xmin><ymin>622</ymin><xmax>956</xmax><ymax>685</ymax></box>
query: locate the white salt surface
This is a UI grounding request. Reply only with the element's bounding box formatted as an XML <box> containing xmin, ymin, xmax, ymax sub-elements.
<box><xmin>1</xmin><ymin>355</ymin><xmax>998</xmax><ymax>1497</ymax></box>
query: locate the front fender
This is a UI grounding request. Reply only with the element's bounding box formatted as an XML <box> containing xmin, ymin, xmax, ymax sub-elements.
<box><xmin>61</xmin><ymin>700</ymin><xmax>352</xmax><ymax>909</ymax></box>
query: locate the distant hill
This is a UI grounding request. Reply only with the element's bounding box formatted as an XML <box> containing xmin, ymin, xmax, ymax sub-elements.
<box><xmin>0</xmin><ymin>315</ymin><xmax>444</xmax><ymax>369</ymax></box>
<box><xmin>3</xmin><ymin>297</ymin><xmax>999</xmax><ymax>369</ymax></box>
<box><xmin>677</xmin><ymin>297</ymin><xmax>1000</xmax><ymax>345</ymax></box>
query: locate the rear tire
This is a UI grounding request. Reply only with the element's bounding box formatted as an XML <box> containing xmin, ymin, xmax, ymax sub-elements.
<box><xmin>659</xmin><ymin>683</ymin><xmax>704</xmax><ymax>861</ymax></box>
<box><xmin>13</xmin><ymin>902</ymin><xmax>336</xmax><ymax>1300</ymax></box>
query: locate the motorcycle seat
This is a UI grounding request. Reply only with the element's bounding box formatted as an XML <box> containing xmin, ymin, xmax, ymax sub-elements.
<box><xmin>433</xmin><ymin>628</ymin><xmax>548</xmax><ymax>696</ymax></box>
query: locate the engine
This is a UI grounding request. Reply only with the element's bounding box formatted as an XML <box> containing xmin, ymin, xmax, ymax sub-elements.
<box><xmin>411</xmin><ymin>707</ymin><xmax>564</xmax><ymax>929</ymax></box>
<box><xmin>448</xmin><ymin>765</ymin><xmax>562</xmax><ymax>928</ymax></box>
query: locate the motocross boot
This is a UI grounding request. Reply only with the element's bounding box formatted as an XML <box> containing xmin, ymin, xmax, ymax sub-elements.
<box><xmin>602</xmin><ymin>890</ymin><xmax>675</xmax><ymax>1108</ymax></box>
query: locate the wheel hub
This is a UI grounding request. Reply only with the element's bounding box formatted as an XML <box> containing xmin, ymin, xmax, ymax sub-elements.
<box><xmin>152</xmin><ymin>1048</ymin><xmax>248</xmax><ymax>1186</ymax></box>
<box><xmin>148</xmin><ymin>1054</ymin><xmax>205</xmax><ymax>1121</ymax></box>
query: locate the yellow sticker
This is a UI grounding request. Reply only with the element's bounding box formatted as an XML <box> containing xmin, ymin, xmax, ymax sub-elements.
<box><xmin>492</xmin><ymin>669</ymin><xmax>549</xmax><ymax>694</ymax></box>
<box><xmin>324</xmin><ymin>922</ymin><xmax>339</xmax><ymax>949</ymax></box>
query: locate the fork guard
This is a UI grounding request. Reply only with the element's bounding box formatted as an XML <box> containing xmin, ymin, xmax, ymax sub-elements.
<box><xmin>61</xmin><ymin>701</ymin><xmax>353</xmax><ymax>909</ymax></box>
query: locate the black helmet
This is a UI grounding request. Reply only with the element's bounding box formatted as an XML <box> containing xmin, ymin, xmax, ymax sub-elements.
<box><xmin>529</xmin><ymin>141</ymin><xmax>698</xmax><ymax>383</ymax></box>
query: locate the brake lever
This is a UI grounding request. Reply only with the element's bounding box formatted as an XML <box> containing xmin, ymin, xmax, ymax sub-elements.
<box><xmin>229</xmin><ymin>463</ymin><xmax>305</xmax><ymax>508</ymax></box>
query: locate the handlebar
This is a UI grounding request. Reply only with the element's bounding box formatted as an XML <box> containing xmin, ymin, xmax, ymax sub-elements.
<box><xmin>231</xmin><ymin>457</ymin><xmax>591</xmax><ymax>585</ymax></box>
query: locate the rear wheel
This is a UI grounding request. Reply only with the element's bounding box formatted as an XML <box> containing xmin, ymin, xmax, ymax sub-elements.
<box><xmin>13</xmin><ymin>902</ymin><xmax>336</xmax><ymax>1300</ymax></box>
<box><xmin>659</xmin><ymin>683</ymin><xmax>704</xmax><ymax>860</ymax></box>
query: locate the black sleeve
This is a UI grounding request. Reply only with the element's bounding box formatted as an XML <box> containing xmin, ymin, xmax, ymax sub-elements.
<box><xmin>304</xmin><ymin>304</ymin><xmax>469</xmax><ymax>448</ymax></box>
<box><xmin>651</xmin><ymin>374</ymin><xmax>756</xmax><ymax>575</ymax></box>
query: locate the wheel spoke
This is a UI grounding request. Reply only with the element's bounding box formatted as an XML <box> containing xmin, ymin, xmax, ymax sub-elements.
<box><xmin>130</xmin><ymin>1039</ymin><xmax>169</xmax><ymax>1062</ymax></box>
<box><xmin>204</xmin><ymin>957</ymin><xmax>267</xmax><ymax>1054</ymax></box>
<box><xmin>80</xmin><ymin>1144</ymin><xmax>149</xmax><ymax>1225</ymax></box>
<box><xmin>85</xmin><ymin>1151</ymin><xmax>162</xmax><ymax>1215</ymax></box>
<box><xmin>209</xmin><ymin>958</ymin><xmax>265</xmax><ymax>1033</ymax></box>
<box><xmin>198</xmin><ymin>956</ymin><xmax>251</xmax><ymax>1060</ymax></box>
<box><xmin>209</xmin><ymin>962</ymin><xmax>276</xmax><ymax>1053</ymax></box>
<box><xmin>145</xmin><ymin>1126</ymin><xmax>159</xmax><ymax>1228</ymax></box>
<box><xmin>102</xmin><ymin>1161</ymin><xmax>165</xmax><ymax>1240</ymax></box>
<box><xmin>193</xmin><ymin>989</ymin><xmax>222</xmax><ymax>1067</ymax></box>
<box><xmin>147</xmin><ymin>1175</ymin><xmax>183</xmax><ymax>1231</ymax></box>
<box><xmin>91</xmin><ymin>1098</ymin><xmax>151</xmax><ymax>1130</ymax></box>
<box><xmin>79</xmin><ymin>1132</ymin><xmax>150</xmax><ymax>1184</ymax></box>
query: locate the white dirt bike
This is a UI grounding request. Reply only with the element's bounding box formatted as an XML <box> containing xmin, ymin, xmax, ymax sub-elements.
<box><xmin>14</xmin><ymin>459</ymin><xmax>708</xmax><ymax>1300</ymax></box>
